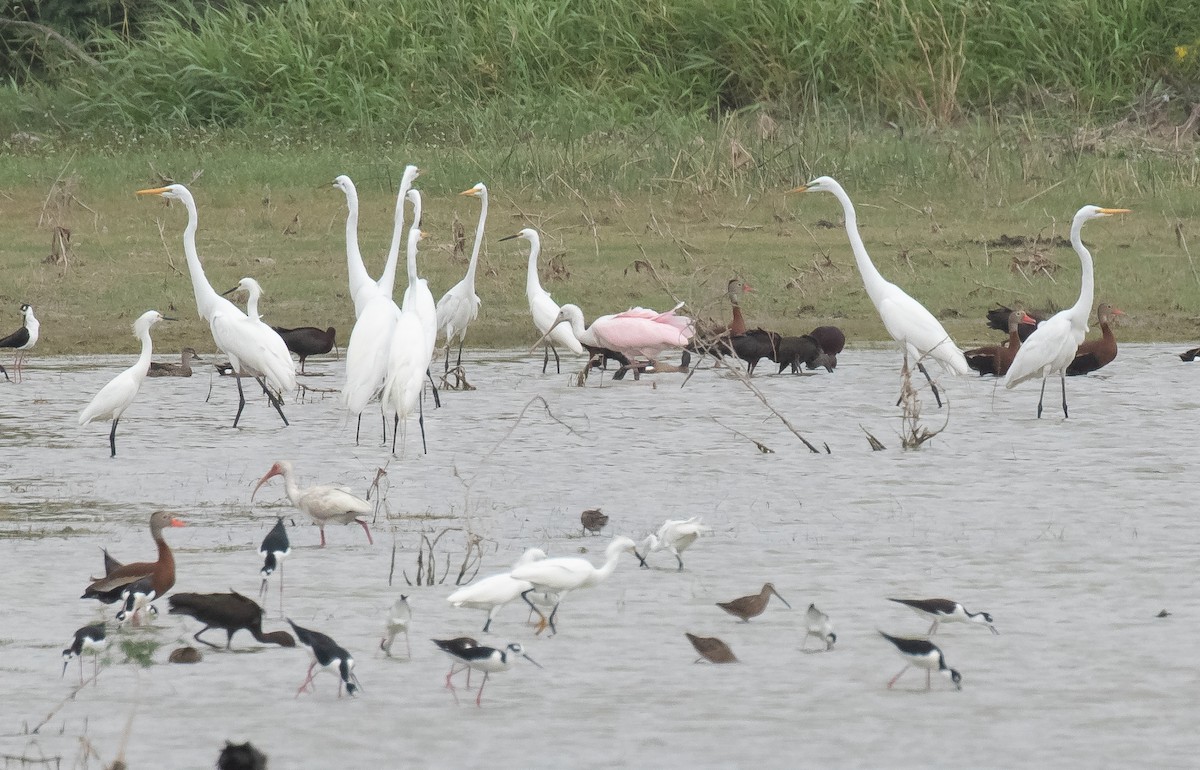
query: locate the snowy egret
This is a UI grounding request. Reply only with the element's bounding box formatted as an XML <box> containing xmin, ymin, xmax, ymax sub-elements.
<box><xmin>136</xmin><ymin>184</ymin><xmax>296</xmax><ymax>426</ymax></box>
<box><xmin>168</xmin><ymin>591</ymin><xmax>295</xmax><ymax>649</ymax></box>
<box><xmin>78</xmin><ymin>310</ymin><xmax>169</xmax><ymax>457</ymax></box>
<box><xmin>716</xmin><ymin>583</ymin><xmax>791</xmax><ymax>622</ymax></box>
<box><xmin>1003</xmin><ymin>206</ymin><xmax>1130</xmax><ymax>417</ymax></box>
<box><xmin>288</xmin><ymin>619</ymin><xmax>360</xmax><ymax>697</ymax></box>
<box><xmin>790</xmin><ymin>177</ymin><xmax>968</xmax><ymax>406</ymax></box>
<box><xmin>887</xmin><ymin>597</ymin><xmax>997</xmax><ymax>635</ymax></box>
<box><xmin>510</xmin><ymin>536</ymin><xmax>639</xmax><ymax>635</ymax></box>
<box><xmin>880</xmin><ymin>631</ymin><xmax>962</xmax><ymax>691</ymax></box>
<box><xmin>446</xmin><ymin>548</ymin><xmax>550</xmax><ymax>633</ymax></box>
<box><xmin>436</xmin><ymin>183</ymin><xmax>487</xmax><ymax>373</ymax></box>
<box><xmin>636</xmin><ymin>517</ymin><xmax>710</xmax><ymax>571</ymax></box>
<box><xmin>251</xmin><ymin>460</ymin><xmax>373</xmax><ymax>547</ymax></box>
<box><xmin>501</xmin><ymin>228</ymin><xmax>583</xmax><ymax>372</ymax></box>
<box><xmin>0</xmin><ymin>303</ymin><xmax>39</xmax><ymax>382</ymax></box>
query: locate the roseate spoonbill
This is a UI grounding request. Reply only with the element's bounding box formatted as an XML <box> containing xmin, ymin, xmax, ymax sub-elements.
<box><xmin>78</xmin><ymin>310</ymin><xmax>169</xmax><ymax>457</ymax></box>
<box><xmin>0</xmin><ymin>303</ymin><xmax>38</xmax><ymax>382</ymax></box>
<box><xmin>136</xmin><ymin>184</ymin><xmax>296</xmax><ymax>426</ymax></box>
<box><xmin>636</xmin><ymin>517</ymin><xmax>710</xmax><ymax>571</ymax></box>
<box><xmin>1003</xmin><ymin>206</ymin><xmax>1130</xmax><ymax>417</ymax></box>
<box><xmin>717</xmin><ymin>583</ymin><xmax>791</xmax><ymax>622</ymax></box>
<box><xmin>168</xmin><ymin>591</ymin><xmax>296</xmax><ymax>649</ymax></box>
<box><xmin>380</xmin><ymin>594</ymin><xmax>411</xmax><ymax>658</ymax></box>
<box><xmin>251</xmin><ymin>460</ymin><xmax>373</xmax><ymax>547</ymax></box>
<box><xmin>62</xmin><ymin>623</ymin><xmax>107</xmax><ymax>684</ymax></box>
<box><xmin>551</xmin><ymin>303</ymin><xmax>693</xmax><ymax>368</ymax></box>
<box><xmin>580</xmin><ymin>508</ymin><xmax>608</xmax><ymax>536</ymax></box>
<box><xmin>965</xmin><ymin>310</ymin><xmax>1037</xmax><ymax>376</ymax></box>
<box><xmin>446</xmin><ymin>548</ymin><xmax>550</xmax><ymax>633</ymax></box>
<box><xmin>880</xmin><ymin>631</ymin><xmax>962</xmax><ymax>691</ymax></box>
<box><xmin>82</xmin><ymin>511</ymin><xmax>184</xmax><ymax>607</ymax></box>
<box><xmin>436</xmin><ymin>183</ymin><xmax>487</xmax><ymax>373</ymax></box>
<box><xmin>1067</xmin><ymin>303</ymin><xmax>1125</xmax><ymax>375</ymax></box>
<box><xmin>502</xmin><ymin>228</ymin><xmax>583</xmax><ymax>372</ymax></box>
<box><xmin>271</xmin><ymin>326</ymin><xmax>336</xmax><ymax>374</ymax></box>
<box><xmin>685</xmin><ymin>633</ymin><xmax>737</xmax><ymax>664</ymax></box>
<box><xmin>510</xmin><ymin>536</ymin><xmax>639</xmax><ymax>636</ymax></box>
<box><xmin>147</xmin><ymin>347</ymin><xmax>201</xmax><ymax>377</ymax></box>
<box><xmin>803</xmin><ymin>604</ymin><xmax>837</xmax><ymax>651</ymax></box>
<box><xmin>789</xmin><ymin>177</ymin><xmax>969</xmax><ymax>406</ymax></box>
<box><xmin>887</xmin><ymin>597</ymin><xmax>998</xmax><ymax>635</ymax></box>
<box><xmin>287</xmin><ymin>619</ymin><xmax>360</xmax><ymax>697</ymax></box>
<box><xmin>433</xmin><ymin>641</ymin><xmax>540</xmax><ymax>707</ymax></box>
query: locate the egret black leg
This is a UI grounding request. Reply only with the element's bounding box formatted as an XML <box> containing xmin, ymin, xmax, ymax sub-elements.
<box><xmin>456</xmin><ymin>339</ymin><xmax>464</xmax><ymax>370</ymax></box>
<box><xmin>520</xmin><ymin>588</ymin><xmax>547</xmax><ymax>628</ymax></box>
<box><xmin>1037</xmin><ymin>377</ymin><xmax>1047</xmax><ymax>419</ymax></box>
<box><xmin>417</xmin><ymin>391</ymin><xmax>427</xmax><ymax>454</ymax></box>
<box><xmin>917</xmin><ymin>363</ymin><xmax>943</xmax><ymax>408</ymax></box>
<box><xmin>391</xmin><ymin>415</ymin><xmax>399</xmax><ymax>454</ymax></box>
<box><xmin>108</xmin><ymin>418</ymin><xmax>119</xmax><ymax>458</ymax></box>
<box><xmin>545</xmin><ymin>602</ymin><xmax>561</xmax><ymax>636</ymax></box>
<box><xmin>0</xmin><ymin>363</ymin><xmax>8</xmax><ymax>381</ymax></box>
<box><xmin>256</xmin><ymin>376</ymin><xmax>289</xmax><ymax>426</ymax></box>
<box><xmin>380</xmin><ymin>412</ymin><xmax>387</xmax><ymax>445</ymax></box>
<box><xmin>234</xmin><ymin>376</ymin><xmax>247</xmax><ymax>427</ymax></box>
<box><xmin>444</xmin><ymin>343</ymin><xmax>452</xmax><ymax>374</ymax></box>
<box><xmin>552</xmin><ymin>344</ymin><xmax>561</xmax><ymax>373</ymax></box>
<box><xmin>1060</xmin><ymin>373</ymin><xmax>1069</xmax><ymax>418</ymax></box>
<box><xmin>542</xmin><ymin>345</ymin><xmax>550</xmax><ymax>373</ymax></box>
<box><xmin>426</xmin><ymin>368</ymin><xmax>441</xmax><ymax>408</ymax></box>
<box><xmin>355</xmin><ymin>414</ymin><xmax>362</xmax><ymax>445</ymax></box>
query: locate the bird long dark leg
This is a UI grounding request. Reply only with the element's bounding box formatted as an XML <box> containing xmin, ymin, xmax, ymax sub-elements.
<box><xmin>1037</xmin><ymin>376</ymin><xmax>1048</xmax><ymax>419</ymax></box>
<box><xmin>257</xmin><ymin>376</ymin><xmax>289</xmax><ymax>426</ymax></box>
<box><xmin>552</xmin><ymin>344</ymin><xmax>561</xmax><ymax>373</ymax></box>
<box><xmin>482</xmin><ymin>609</ymin><xmax>495</xmax><ymax>633</ymax></box>
<box><xmin>380</xmin><ymin>411</ymin><xmax>387</xmax><ymax>446</ymax></box>
<box><xmin>520</xmin><ymin>588</ymin><xmax>548</xmax><ymax>631</ymax></box>
<box><xmin>425</xmin><ymin>368</ymin><xmax>441</xmax><ymax>408</ymax></box>
<box><xmin>259</xmin><ymin>577</ymin><xmax>268</xmax><ymax>601</ymax></box>
<box><xmin>0</xmin><ymin>362</ymin><xmax>8</xmax><ymax>381</ymax></box>
<box><xmin>456</xmin><ymin>339</ymin><xmax>464</xmax><ymax>371</ymax></box>
<box><xmin>545</xmin><ymin>602</ymin><xmax>561</xmax><ymax>636</ymax></box>
<box><xmin>926</xmin><ymin>669</ymin><xmax>932</xmax><ymax>691</ymax></box>
<box><xmin>542</xmin><ymin>345</ymin><xmax>550</xmax><ymax>373</ymax></box>
<box><xmin>108</xmin><ymin>418</ymin><xmax>119</xmax><ymax>458</ymax></box>
<box><xmin>193</xmin><ymin>626</ymin><xmax>221</xmax><ymax>649</ymax></box>
<box><xmin>675</xmin><ymin>553</ymin><xmax>684</xmax><ymax>572</ymax></box>
<box><xmin>444</xmin><ymin>343</ymin><xmax>452</xmax><ymax>374</ymax></box>
<box><xmin>1060</xmin><ymin>373</ymin><xmax>1069</xmax><ymax>418</ymax></box>
<box><xmin>355</xmin><ymin>414</ymin><xmax>362</xmax><ymax>445</ymax></box>
<box><xmin>417</xmin><ymin>391</ymin><xmax>427</xmax><ymax>454</ymax></box>
<box><xmin>927</xmin><ymin>620</ymin><xmax>938</xmax><ymax>635</ymax></box>
<box><xmin>391</xmin><ymin>415</ymin><xmax>399</xmax><ymax>454</ymax></box>
<box><xmin>887</xmin><ymin>664</ymin><xmax>910</xmax><ymax>689</ymax></box>
<box><xmin>234</xmin><ymin>375</ymin><xmax>247</xmax><ymax>427</ymax></box>
<box><xmin>917</xmin><ymin>363</ymin><xmax>943</xmax><ymax>408</ymax></box>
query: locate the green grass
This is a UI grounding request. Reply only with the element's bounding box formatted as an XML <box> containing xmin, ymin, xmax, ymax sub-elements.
<box><xmin>2</xmin><ymin>117</ymin><xmax>1199</xmax><ymax>355</ymax></box>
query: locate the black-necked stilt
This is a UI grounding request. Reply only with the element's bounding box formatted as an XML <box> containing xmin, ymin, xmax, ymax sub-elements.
<box><xmin>803</xmin><ymin>604</ymin><xmax>837</xmax><ymax>651</ymax></box>
<box><xmin>251</xmin><ymin>461</ymin><xmax>373</xmax><ymax>547</ymax></box>
<box><xmin>636</xmin><ymin>517</ymin><xmax>710</xmax><ymax>571</ymax></box>
<box><xmin>257</xmin><ymin>517</ymin><xmax>290</xmax><ymax>612</ymax></box>
<box><xmin>380</xmin><ymin>595</ymin><xmax>411</xmax><ymax>658</ymax></box>
<box><xmin>0</xmin><ymin>303</ymin><xmax>38</xmax><ymax>383</ymax></box>
<box><xmin>717</xmin><ymin>583</ymin><xmax>791</xmax><ymax>622</ymax></box>
<box><xmin>432</xmin><ymin>640</ymin><xmax>541</xmax><ymax>706</ymax></box>
<box><xmin>62</xmin><ymin>623</ymin><xmax>106</xmax><ymax>684</ymax></box>
<box><xmin>580</xmin><ymin>508</ymin><xmax>608</xmax><ymax>536</ymax></box>
<box><xmin>510</xmin><ymin>536</ymin><xmax>639</xmax><ymax>636</ymax></box>
<box><xmin>446</xmin><ymin>548</ymin><xmax>551</xmax><ymax>634</ymax></box>
<box><xmin>287</xmin><ymin>619</ymin><xmax>359</xmax><ymax>697</ymax></box>
<box><xmin>83</xmin><ymin>511</ymin><xmax>184</xmax><ymax>610</ymax></box>
<box><xmin>880</xmin><ymin>631</ymin><xmax>962</xmax><ymax>691</ymax></box>
<box><xmin>685</xmin><ymin>633</ymin><xmax>737</xmax><ymax>663</ymax></box>
<box><xmin>887</xmin><ymin>597</ymin><xmax>998</xmax><ymax>635</ymax></box>
<box><xmin>116</xmin><ymin>576</ymin><xmax>157</xmax><ymax>625</ymax></box>
<box><xmin>432</xmin><ymin>636</ymin><xmax>479</xmax><ymax>692</ymax></box>
<box><xmin>168</xmin><ymin>591</ymin><xmax>295</xmax><ymax>649</ymax></box>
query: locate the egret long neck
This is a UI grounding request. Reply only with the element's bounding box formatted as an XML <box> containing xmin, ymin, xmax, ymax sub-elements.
<box><xmin>465</xmin><ymin>192</ymin><xmax>488</xmax><ymax>287</ymax></box>
<box><xmin>342</xmin><ymin>186</ymin><xmax>375</xmax><ymax>312</ymax></box>
<box><xmin>133</xmin><ymin>326</ymin><xmax>155</xmax><ymax>376</ymax></box>
<box><xmin>588</xmin><ymin>549</ymin><xmax>624</xmax><ymax>586</ymax></box>
<box><xmin>379</xmin><ymin>177</ymin><xmax>414</xmax><ymax>298</ymax></box>
<box><xmin>245</xmin><ymin>285</ymin><xmax>261</xmax><ymax>321</ymax></box>
<box><xmin>830</xmin><ymin>184</ymin><xmax>889</xmax><ymax>303</ymax></box>
<box><xmin>1068</xmin><ymin>216</ymin><xmax>1095</xmax><ymax>326</ymax></box>
<box><xmin>181</xmin><ymin>199</ymin><xmax>222</xmax><ymax>319</ymax></box>
<box><xmin>525</xmin><ymin>237</ymin><xmax>542</xmax><ymax>299</ymax></box>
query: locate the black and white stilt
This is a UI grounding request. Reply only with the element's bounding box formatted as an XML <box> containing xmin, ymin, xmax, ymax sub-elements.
<box><xmin>258</xmin><ymin>517</ymin><xmax>290</xmax><ymax>613</ymax></box>
<box><xmin>432</xmin><ymin>639</ymin><xmax>540</xmax><ymax>706</ymax></box>
<box><xmin>887</xmin><ymin>597</ymin><xmax>997</xmax><ymax>635</ymax></box>
<box><xmin>62</xmin><ymin>623</ymin><xmax>107</xmax><ymax>684</ymax></box>
<box><xmin>880</xmin><ymin>631</ymin><xmax>962</xmax><ymax>691</ymax></box>
<box><xmin>287</xmin><ymin>619</ymin><xmax>360</xmax><ymax>698</ymax></box>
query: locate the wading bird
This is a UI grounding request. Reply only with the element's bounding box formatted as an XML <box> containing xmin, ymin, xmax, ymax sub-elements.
<box><xmin>446</xmin><ymin>548</ymin><xmax>550</xmax><ymax>633</ymax></box>
<box><xmin>78</xmin><ymin>310</ymin><xmax>169</xmax><ymax>457</ymax></box>
<box><xmin>115</xmin><ymin>576</ymin><xmax>157</xmax><ymax>625</ymax></box>
<box><xmin>288</xmin><ymin>619</ymin><xmax>360</xmax><ymax>698</ymax></box>
<box><xmin>380</xmin><ymin>594</ymin><xmax>411</xmax><ymax>658</ymax></box>
<box><xmin>62</xmin><ymin>623</ymin><xmax>107</xmax><ymax>684</ymax></box>
<box><xmin>432</xmin><ymin>636</ymin><xmax>479</xmax><ymax>690</ymax></box>
<box><xmin>580</xmin><ymin>508</ymin><xmax>609</xmax><ymax>536</ymax></box>
<box><xmin>251</xmin><ymin>460</ymin><xmax>373</xmax><ymax>547</ymax></box>
<box><xmin>636</xmin><ymin>517</ymin><xmax>710</xmax><ymax>571</ymax></box>
<box><xmin>436</xmin><ymin>183</ymin><xmax>487</xmax><ymax>374</ymax></box>
<box><xmin>1066</xmin><ymin>303</ymin><xmax>1125</xmax><ymax>376</ymax></box>
<box><xmin>717</xmin><ymin>583</ymin><xmax>791</xmax><ymax>622</ymax></box>
<box><xmin>887</xmin><ymin>597</ymin><xmax>998</xmax><ymax>635</ymax></box>
<box><xmin>1004</xmin><ymin>206</ymin><xmax>1130</xmax><ymax>417</ymax></box>
<box><xmin>168</xmin><ymin>591</ymin><xmax>296</xmax><ymax>649</ymax></box>
<box><xmin>503</xmin><ymin>228</ymin><xmax>583</xmax><ymax>372</ymax></box>
<box><xmin>510</xmin><ymin>537</ymin><xmax>639</xmax><ymax>636</ymax></box>
<box><xmin>271</xmin><ymin>326</ymin><xmax>336</xmax><ymax>374</ymax></box>
<box><xmin>0</xmin><ymin>303</ymin><xmax>39</xmax><ymax>382</ymax></box>
<box><xmin>685</xmin><ymin>633</ymin><xmax>738</xmax><ymax>664</ymax></box>
<box><xmin>82</xmin><ymin>511</ymin><xmax>185</xmax><ymax>608</ymax></box>
<box><xmin>433</xmin><ymin>640</ymin><xmax>540</xmax><ymax>707</ymax></box>
<box><xmin>965</xmin><ymin>310</ymin><xmax>1037</xmax><ymax>377</ymax></box>
<box><xmin>550</xmin><ymin>304</ymin><xmax>693</xmax><ymax>373</ymax></box>
<box><xmin>790</xmin><ymin>177</ymin><xmax>968</xmax><ymax>406</ymax></box>
<box><xmin>807</xmin><ymin>325</ymin><xmax>846</xmax><ymax>371</ymax></box>
<box><xmin>880</xmin><ymin>631</ymin><xmax>962</xmax><ymax>691</ymax></box>
<box><xmin>803</xmin><ymin>604</ymin><xmax>837</xmax><ymax>651</ymax></box>
<box><xmin>147</xmin><ymin>347</ymin><xmax>201</xmax><ymax>377</ymax></box>
<box><xmin>258</xmin><ymin>517</ymin><xmax>290</xmax><ymax>611</ymax></box>
<box><xmin>136</xmin><ymin>184</ymin><xmax>296</xmax><ymax>427</ymax></box>
<box><xmin>333</xmin><ymin>167</ymin><xmax>420</xmax><ymax>317</ymax></box>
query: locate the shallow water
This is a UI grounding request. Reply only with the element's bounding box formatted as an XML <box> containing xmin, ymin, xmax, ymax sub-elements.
<box><xmin>0</xmin><ymin>345</ymin><xmax>1197</xmax><ymax>769</ymax></box>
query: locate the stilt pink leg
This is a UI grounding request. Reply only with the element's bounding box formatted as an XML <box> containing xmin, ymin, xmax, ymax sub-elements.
<box><xmin>357</xmin><ymin>519</ymin><xmax>374</xmax><ymax>545</ymax></box>
<box><xmin>887</xmin><ymin>665</ymin><xmax>910</xmax><ymax>689</ymax></box>
<box><xmin>296</xmin><ymin>662</ymin><xmax>317</xmax><ymax>697</ymax></box>
<box><xmin>475</xmin><ymin>672</ymin><xmax>489</xmax><ymax>707</ymax></box>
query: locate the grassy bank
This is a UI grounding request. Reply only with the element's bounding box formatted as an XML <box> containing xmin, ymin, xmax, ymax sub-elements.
<box><xmin>2</xmin><ymin>118</ymin><xmax>1200</xmax><ymax>357</ymax></box>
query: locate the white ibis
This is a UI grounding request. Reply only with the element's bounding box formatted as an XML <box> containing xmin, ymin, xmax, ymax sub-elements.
<box><xmin>251</xmin><ymin>460</ymin><xmax>373</xmax><ymax>547</ymax></box>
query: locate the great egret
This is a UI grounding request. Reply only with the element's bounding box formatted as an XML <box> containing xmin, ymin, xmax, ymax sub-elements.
<box><xmin>342</xmin><ymin>292</ymin><xmax>400</xmax><ymax>442</ymax></box>
<box><xmin>1003</xmin><ymin>206</ymin><xmax>1130</xmax><ymax>417</ymax></box>
<box><xmin>790</xmin><ymin>177</ymin><xmax>968</xmax><ymax>406</ymax></box>
<box><xmin>382</xmin><ymin>219</ymin><xmax>435</xmax><ymax>454</ymax></box>
<box><xmin>1066</xmin><ymin>303</ymin><xmax>1125</xmax><ymax>375</ymax></box>
<box><xmin>501</xmin><ymin>228</ymin><xmax>583</xmax><ymax>372</ymax></box>
<box><xmin>136</xmin><ymin>184</ymin><xmax>296</xmax><ymax>426</ymax></box>
<box><xmin>435</xmin><ymin>183</ymin><xmax>487</xmax><ymax>373</ymax></box>
<box><xmin>377</xmin><ymin>165</ymin><xmax>422</xmax><ymax>300</ymax></box>
<box><xmin>0</xmin><ymin>303</ymin><xmax>39</xmax><ymax>382</ymax></box>
<box><xmin>78</xmin><ymin>310</ymin><xmax>169</xmax><ymax>457</ymax></box>
<box><xmin>251</xmin><ymin>460</ymin><xmax>373</xmax><ymax>547</ymax></box>
<box><xmin>333</xmin><ymin>165</ymin><xmax>419</xmax><ymax>317</ymax></box>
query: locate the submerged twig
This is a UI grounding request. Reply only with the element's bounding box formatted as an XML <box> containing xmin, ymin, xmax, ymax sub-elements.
<box><xmin>711</xmin><ymin>417</ymin><xmax>774</xmax><ymax>453</ymax></box>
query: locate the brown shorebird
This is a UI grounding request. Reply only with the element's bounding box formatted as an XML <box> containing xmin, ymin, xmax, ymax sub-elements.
<box><xmin>168</xmin><ymin>646</ymin><xmax>203</xmax><ymax>664</ymax></box>
<box><xmin>716</xmin><ymin>583</ymin><xmax>791</xmax><ymax>622</ymax></box>
<box><xmin>580</xmin><ymin>508</ymin><xmax>609</xmax><ymax>536</ymax></box>
<box><xmin>685</xmin><ymin>633</ymin><xmax>737</xmax><ymax>663</ymax></box>
<box><xmin>167</xmin><ymin>591</ymin><xmax>296</xmax><ymax>649</ymax></box>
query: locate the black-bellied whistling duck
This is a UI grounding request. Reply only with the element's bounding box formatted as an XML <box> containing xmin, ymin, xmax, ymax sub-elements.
<box><xmin>168</xmin><ymin>591</ymin><xmax>296</xmax><ymax>649</ymax></box>
<box><xmin>725</xmin><ymin>278</ymin><xmax>752</xmax><ymax>336</ymax></box>
<box><xmin>147</xmin><ymin>348</ymin><xmax>201</xmax><ymax>377</ymax></box>
<box><xmin>82</xmin><ymin>511</ymin><xmax>184</xmax><ymax>606</ymax></box>
<box><xmin>965</xmin><ymin>310</ymin><xmax>1038</xmax><ymax>376</ymax></box>
<box><xmin>288</xmin><ymin>619</ymin><xmax>360</xmax><ymax>697</ymax></box>
<box><xmin>807</xmin><ymin>326</ymin><xmax>846</xmax><ymax>371</ymax></box>
<box><xmin>271</xmin><ymin>326</ymin><xmax>336</xmax><ymax>374</ymax></box>
<box><xmin>716</xmin><ymin>583</ymin><xmax>791</xmax><ymax>622</ymax></box>
<box><xmin>685</xmin><ymin>633</ymin><xmax>737</xmax><ymax>663</ymax></box>
<box><xmin>1067</xmin><ymin>303</ymin><xmax>1125</xmax><ymax>376</ymax></box>
<box><xmin>986</xmin><ymin>304</ymin><xmax>1046</xmax><ymax>342</ymax></box>
<box><xmin>580</xmin><ymin>508</ymin><xmax>608</xmax><ymax>536</ymax></box>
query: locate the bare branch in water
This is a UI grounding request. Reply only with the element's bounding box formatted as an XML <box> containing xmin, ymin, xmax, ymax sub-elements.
<box><xmin>712</xmin><ymin>417</ymin><xmax>775</xmax><ymax>454</ymax></box>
